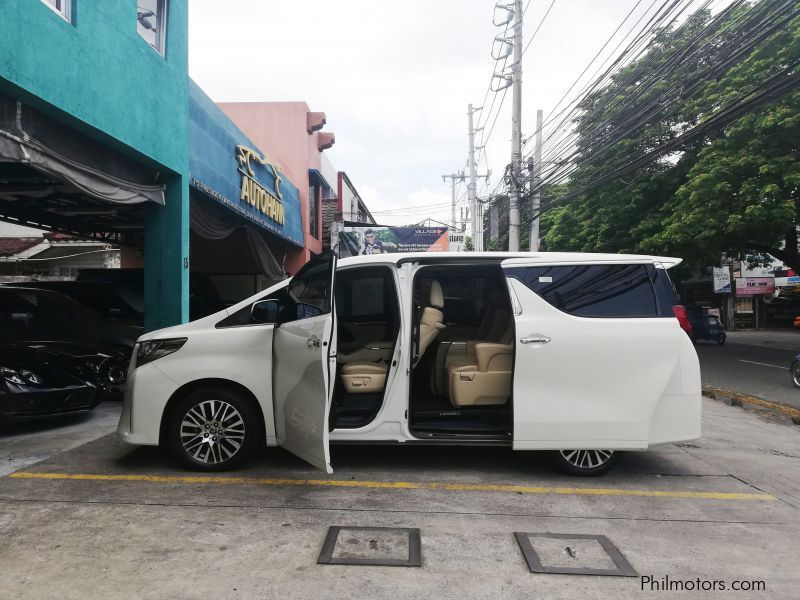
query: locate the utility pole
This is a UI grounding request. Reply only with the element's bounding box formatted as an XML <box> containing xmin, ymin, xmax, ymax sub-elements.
<box><xmin>468</xmin><ymin>103</ymin><xmax>491</xmax><ymax>251</ymax></box>
<box><xmin>529</xmin><ymin>108</ymin><xmax>543</xmax><ymax>252</ymax></box>
<box><xmin>442</xmin><ymin>171</ymin><xmax>465</xmax><ymax>232</ymax></box>
<box><xmin>508</xmin><ymin>0</ymin><xmax>523</xmax><ymax>251</ymax></box>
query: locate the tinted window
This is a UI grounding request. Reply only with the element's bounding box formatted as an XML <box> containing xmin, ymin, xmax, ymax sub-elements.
<box><xmin>335</xmin><ymin>267</ymin><xmax>397</xmax><ymax>320</ymax></box>
<box><xmin>507</xmin><ymin>264</ymin><xmax>658</xmax><ymax>318</ymax></box>
<box><xmin>652</xmin><ymin>267</ymin><xmax>679</xmax><ymax>317</ymax></box>
<box><xmin>286</xmin><ymin>254</ymin><xmax>334</xmax><ymax>320</ymax></box>
<box><xmin>351</xmin><ymin>277</ymin><xmax>385</xmax><ymax>316</ymax></box>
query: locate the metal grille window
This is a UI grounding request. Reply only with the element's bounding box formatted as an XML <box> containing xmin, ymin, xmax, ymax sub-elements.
<box><xmin>137</xmin><ymin>0</ymin><xmax>168</xmax><ymax>56</ymax></box>
<box><xmin>41</xmin><ymin>0</ymin><xmax>71</xmax><ymax>22</ymax></box>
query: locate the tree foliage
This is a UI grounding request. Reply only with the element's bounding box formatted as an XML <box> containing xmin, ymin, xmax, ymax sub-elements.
<box><xmin>542</xmin><ymin>0</ymin><xmax>800</xmax><ymax>272</ymax></box>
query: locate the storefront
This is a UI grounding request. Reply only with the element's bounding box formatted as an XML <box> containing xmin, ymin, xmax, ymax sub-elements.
<box><xmin>188</xmin><ymin>83</ymin><xmax>304</xmax><ymax>303</ymax></box>
<box><xmin>1</xmin><ymin>1</ymin><xmax>321</xmax><ymax>330</ymax></box>
<box><xmin>0</xmin><ymin>0</ymin><xmax>190</xmax><ymax>330</ymax></box>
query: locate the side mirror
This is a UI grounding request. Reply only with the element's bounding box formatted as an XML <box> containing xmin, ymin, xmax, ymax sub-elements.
<box><xmin>251</xmin><ymin>299</ymin><xmax>279</xmax><ymax>324</ymax></box>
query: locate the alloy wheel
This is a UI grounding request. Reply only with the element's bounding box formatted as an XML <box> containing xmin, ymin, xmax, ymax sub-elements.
<box><xmin>179</xmin><ymin>399</ymin><xmax>246</xmax><ymax>465</ymax></box>
<box><xmin>559</xmin><ymin>449</ymin><xmax>614</xmax><ymax>470</ymax></box>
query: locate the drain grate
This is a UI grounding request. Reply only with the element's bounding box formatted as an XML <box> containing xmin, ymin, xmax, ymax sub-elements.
<box><xmin>514</xmin><ymin>533</ymin><xmax>637</xmax><ymax>577</ymax></box>
<box><xmin>317</xmin><ymin>526</ymin><xmax>421</xmax><ymax>567</ymax></box>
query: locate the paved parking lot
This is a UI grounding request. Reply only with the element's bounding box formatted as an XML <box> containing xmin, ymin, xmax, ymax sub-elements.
<box><xmin>1</xmin><ymin>398</ymin><xmax>799</xmax><ymax>599</ymax></box>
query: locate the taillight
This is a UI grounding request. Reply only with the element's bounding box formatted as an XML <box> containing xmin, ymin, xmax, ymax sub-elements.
<box><xmin>672</xmin><ymin>305</ymin><xmax>692</xmax><ymax>334</ymax></box>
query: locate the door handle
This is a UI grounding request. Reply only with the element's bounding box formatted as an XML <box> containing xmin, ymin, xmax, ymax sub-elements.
<box><xmin>520</xmin><ymin>335</ymin><xmax>551</xmax><ymax>344</ymax></box>
<box><xmin>307</xmin><ymin>335</ymin><xmax>321</xmax><ymax>348</ymax></box>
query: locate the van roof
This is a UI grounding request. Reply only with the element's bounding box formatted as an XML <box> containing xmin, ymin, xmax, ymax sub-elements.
<box><xmin>337</xmin><ymin>252</ymin><xmax>682</xmax><ymax>268</ymax></box>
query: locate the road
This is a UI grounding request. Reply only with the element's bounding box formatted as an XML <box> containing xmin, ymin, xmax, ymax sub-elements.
<box><xmin>696</xmin><ymin>330</ymin><xmax>800</xmax><ymax>410</ymax></box>
<box><xmin>2</xmin><ymin>399</ymin><xmax>799</xmax><ymax>599</ymax></box>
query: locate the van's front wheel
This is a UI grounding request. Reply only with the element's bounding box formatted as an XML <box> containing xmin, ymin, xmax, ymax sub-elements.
<box><xmin>167</xmin><ymin>387</ymin><xmax>259</xmax><ymax>471</ymax></box>
<box><xmin>553</xmin><ymin>449</ymin><xmax>620</xmax><ymax>476</ymax></box>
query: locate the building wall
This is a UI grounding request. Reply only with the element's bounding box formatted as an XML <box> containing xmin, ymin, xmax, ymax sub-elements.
<box><xmin>0</xmin><ymin>0</ymin><xmax>190</xmax><ymax>329</ymax></box>
<box><xmin>217</xmin><ymin>102</ymin><xmax>327</xmax><ymax>274</ymax></box>
<box><xmin>0</xmin><ymin>0</ymin><xmax>189</xmax><ymax>175</ymax></box>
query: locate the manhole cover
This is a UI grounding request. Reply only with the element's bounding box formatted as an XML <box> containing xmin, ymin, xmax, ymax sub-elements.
<box><xmin>514</xmin><ymin>533</ymin><xmax>637</xmax><ymax>577</ymax></box>
<box><xmin>318</xmin><ymin>526</ymin><xmax>421</xmax><ymax>567</ymax></box>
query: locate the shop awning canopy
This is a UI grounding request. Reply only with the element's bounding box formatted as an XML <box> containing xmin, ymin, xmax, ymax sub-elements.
<box><xmin>308</xmin><ymin>168</ymin><xmax>333</xmax><ymax>197</ymax></box>
<box><xmin>0</xmin><ymin>91</ymin><xmax>165</xmax><ymax>236</ymax></box>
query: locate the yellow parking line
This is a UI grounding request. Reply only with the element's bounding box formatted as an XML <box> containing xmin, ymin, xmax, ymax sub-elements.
<box><xmin>8</xmin><ymin>471</ymin><xmax>776</xmax><ymax>501</ymax></box>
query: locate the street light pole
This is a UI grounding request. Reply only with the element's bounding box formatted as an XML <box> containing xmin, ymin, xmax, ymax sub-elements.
<box><xmin>508</xmin><ymin>0</ymin><xmax>523</xmax><ymax>251</ymax></box>
<box><xmin>467</xmin><ymin>104</ymin><xmax>490</xmax><ymax>250</ymax></box>
<box><xmin>442</xmin><ymin>170</ymin><xmax>465</xmax><ymax>232</ymax></box>
<box><xmin>529</xmin><ymin>108</ymin><xmax>543</xmax><ymax>251</ymax></box>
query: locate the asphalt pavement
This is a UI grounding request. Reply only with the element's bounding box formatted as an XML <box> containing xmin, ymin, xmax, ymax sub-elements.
<box><xmin>696</xmin><ymin>330</ymin><xmax>800</xmax><ymax>410</ymax></box>
<box><xmin>1</xmin><ymin>399</ymin><xmax>799</xmax><ymax>599</ymax></box>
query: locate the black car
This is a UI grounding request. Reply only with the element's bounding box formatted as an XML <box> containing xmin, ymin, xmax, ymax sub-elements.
<box><xmin>5</xmin><ymin>280</ymin><xmax>143</xmax><ymax>324</ymax></box>
<box><xmin>0</xmin><ymin>342</ymin><xmax>124</xmax><ymax>422</ymax></box>
<box><xmin>0</xmin><ymin>286</ymin><xmax>143</xmax><ymax>350</ymax></box>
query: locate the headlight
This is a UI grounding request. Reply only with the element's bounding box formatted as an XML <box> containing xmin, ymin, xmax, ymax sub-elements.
<box><xmin>1</xmin><ymin>367</ymin><xmax>43</xmax><ymax>386</ymax></box>
<box><xmin>135</xmin><ymin>338</ymin><xmax>187</xmax><ymax>368</ymax></box>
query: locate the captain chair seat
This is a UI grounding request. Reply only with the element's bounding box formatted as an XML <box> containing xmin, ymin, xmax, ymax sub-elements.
<box><xmin>340</xmin><ymin>362</ymin><xmax>388</xmax><ymax>393</ymax></box>
<box><xmin>448</xmin><ymin>342</ymin><xmax>512</xmax><ymax>406</ymax></box>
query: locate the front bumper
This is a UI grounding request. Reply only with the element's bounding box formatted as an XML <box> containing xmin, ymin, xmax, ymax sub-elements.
<box><xmin>116</xmin><ymin>362</ymin><xmax>178</xmax><ymax>446</ymax></box>
<box><xmin>0</xmin><ymin>385</ymin><xmax>100</xmax><ymax>422</ymax></box>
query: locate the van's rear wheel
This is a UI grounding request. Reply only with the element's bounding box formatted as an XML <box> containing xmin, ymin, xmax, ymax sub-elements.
<box><xmin>167</xmin><ymin>387</ymin><xmax>259</xmax><ymax>471</ymax></box>
<box><xmin>553</xmin><ymin>449</ymin><xmax>620</xmax><ymax>476</ymax></box>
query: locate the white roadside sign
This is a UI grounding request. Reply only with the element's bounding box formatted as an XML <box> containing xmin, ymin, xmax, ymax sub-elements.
<box><xmin>712</xmin><ymin>267</ymin><xmax>731</xmax><ymax>293</ymax></box>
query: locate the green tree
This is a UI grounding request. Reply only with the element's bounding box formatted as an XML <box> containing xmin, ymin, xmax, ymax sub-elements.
<box><xmin>544</xmin><ymin>1</ymin><xmax>800</xmax><ymax>271</ymax></box>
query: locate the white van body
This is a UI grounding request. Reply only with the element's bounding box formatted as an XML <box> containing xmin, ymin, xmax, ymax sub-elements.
<box><xmin>117</xmin><ymin>252</ymin><xmax>701</xmax><ymax>474</ymax></box>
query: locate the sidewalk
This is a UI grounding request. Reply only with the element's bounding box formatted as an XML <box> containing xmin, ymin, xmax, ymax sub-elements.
<box><xmin>724</xmin><ymin>329</ymin><xmax>800</xmax><ymax>352</ymax></box>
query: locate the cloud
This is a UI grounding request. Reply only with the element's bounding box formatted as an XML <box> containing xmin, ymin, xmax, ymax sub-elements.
<box><xmin>189</xmin><ymin>0</ymin><xmax>653</xmax><ymax>235</ymax></box>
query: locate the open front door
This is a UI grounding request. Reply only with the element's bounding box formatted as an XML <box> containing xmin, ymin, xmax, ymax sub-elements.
<box><xmin>273</xmin><ymin>253</ymin><xmax>337</xmax><ymax>473</ymax></box>
<box><xmin>502</xmin><ymin>258</ymin><xmax>681</xmax><ymax>449</ymax></box>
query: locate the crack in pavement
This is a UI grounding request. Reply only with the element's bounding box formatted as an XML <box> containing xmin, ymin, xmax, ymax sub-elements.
<box><xmin>0</xmin><ymin>496</ymin><xmax>790</xmax><ymax>526</ymax></box>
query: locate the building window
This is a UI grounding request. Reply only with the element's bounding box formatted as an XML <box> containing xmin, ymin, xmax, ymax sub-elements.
<box><xmin>137</xmin><ymin>0</ymin><xmax>168</xmax><ymax>56</ymax></box>
<box><xmin>41</xmin><ymin>0</ymin><xmax>71</xmax><ymax>22</ymax></box>
<box><xmin>309</xmin><ymin>186</ymin><xmax>320</xmax><ymax>239</ymax></box>
<box><xmin>735</xmin><ymin>296</ymin><xmax>753</xmax><ymax>314</ymax></box>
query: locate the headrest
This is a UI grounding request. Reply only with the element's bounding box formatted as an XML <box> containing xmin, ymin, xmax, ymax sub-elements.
<box><xmin>429</xmin><ymin>280</ymin><xmax>444</xmax><ymax>309</ymax></box>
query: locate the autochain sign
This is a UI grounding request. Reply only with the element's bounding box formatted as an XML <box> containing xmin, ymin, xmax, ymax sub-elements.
<box><xmin>188</xmin><ymin>82</ymin><xmax>303</xmax><ymax>247</ymax></box>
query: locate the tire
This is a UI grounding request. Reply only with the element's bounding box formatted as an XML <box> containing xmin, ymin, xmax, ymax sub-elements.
<box><xmin>717</xmin><ymin>333</ymin><xmax>726</xmax><ymax>345</ymax></box>
<box><xmin>791</xmin><ymin>362</ymin><xmax>800</xmax><ymax>389</ymax></box>
<box><xmin>552</xmin><ymin>449</ymin><xmax>621</xmax><ymax>476</ymax></box>
<box><xmin>166</xmin><ymin>386</ymin><xmax>260</xmax><ymax>471</ymax></box>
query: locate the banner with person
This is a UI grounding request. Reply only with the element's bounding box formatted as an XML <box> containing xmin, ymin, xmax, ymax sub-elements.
<box><xmin>337</xmin><ymin>225</ymin><xmax>449</xmax><ymax>257</ymax></box>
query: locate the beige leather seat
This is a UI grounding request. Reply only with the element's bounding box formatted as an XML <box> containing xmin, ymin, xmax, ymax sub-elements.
<box><xmin>340</xmin><ymin>362</ymin><xmax>388</xmax><ymax>393</ymax></box>
<box><xmin>444</xmin><ymin>288</ymin><xmax>511</xmax><ymax>376</ymax></box>
<box><xmin>340</xmin><ymin>280</ymin><xmax>444</xmax><ymax>393</ymax></box>
<box><xmin>417</xmin><ymin>280</ymin><xmax>445</xmax><ymax>359</ymax></box>
<box><xmin>449</xmin><ymin>342</ymin><xmax>512</xmax><ymax>406</ymax></box>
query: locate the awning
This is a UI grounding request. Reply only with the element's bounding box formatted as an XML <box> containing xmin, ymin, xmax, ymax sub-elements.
<box><xmin>308</xmin><ymin>168</ymin><xmax>333</xmax><ymax>197</ymax></box>
<box><xmin>0</xmin><ymin>91</ymin><xmax>165</xmax><ymax>206</ymax></box>
<box><xmin>190</xmin><ymin>195</ymin><xmax>285</xmax><ymax>282</ymax></box>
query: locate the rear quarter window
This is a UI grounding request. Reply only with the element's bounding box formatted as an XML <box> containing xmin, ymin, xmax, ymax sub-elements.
<box><xmin>507</xmin><ymin>263</ymin><xmax>659</xmax><ymax>318</ymax></box>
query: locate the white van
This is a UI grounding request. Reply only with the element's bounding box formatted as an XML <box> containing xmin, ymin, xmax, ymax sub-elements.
<box><xmin>117</xmin><ymin>252</ymin><xmax>701</xmax><ymax>476</ymax></box>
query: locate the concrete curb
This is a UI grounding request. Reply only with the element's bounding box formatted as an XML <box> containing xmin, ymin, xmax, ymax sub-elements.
<box><xmin>702</xmin><ymin>384</ymin><xmax>800</xmax><ymax>426</ymax></box>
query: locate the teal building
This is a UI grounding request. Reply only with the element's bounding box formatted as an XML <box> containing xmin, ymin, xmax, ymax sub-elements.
<box><xmin>0</xmin><ymin>1</ymin><xmax>304</xmax><ymax>330</ymax></box>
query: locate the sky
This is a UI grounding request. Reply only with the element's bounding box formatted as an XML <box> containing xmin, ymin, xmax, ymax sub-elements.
<box><xmin>188</xmin><ymin>0</ymin><xmax>668</xmax><ymax>228</ymax></box>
